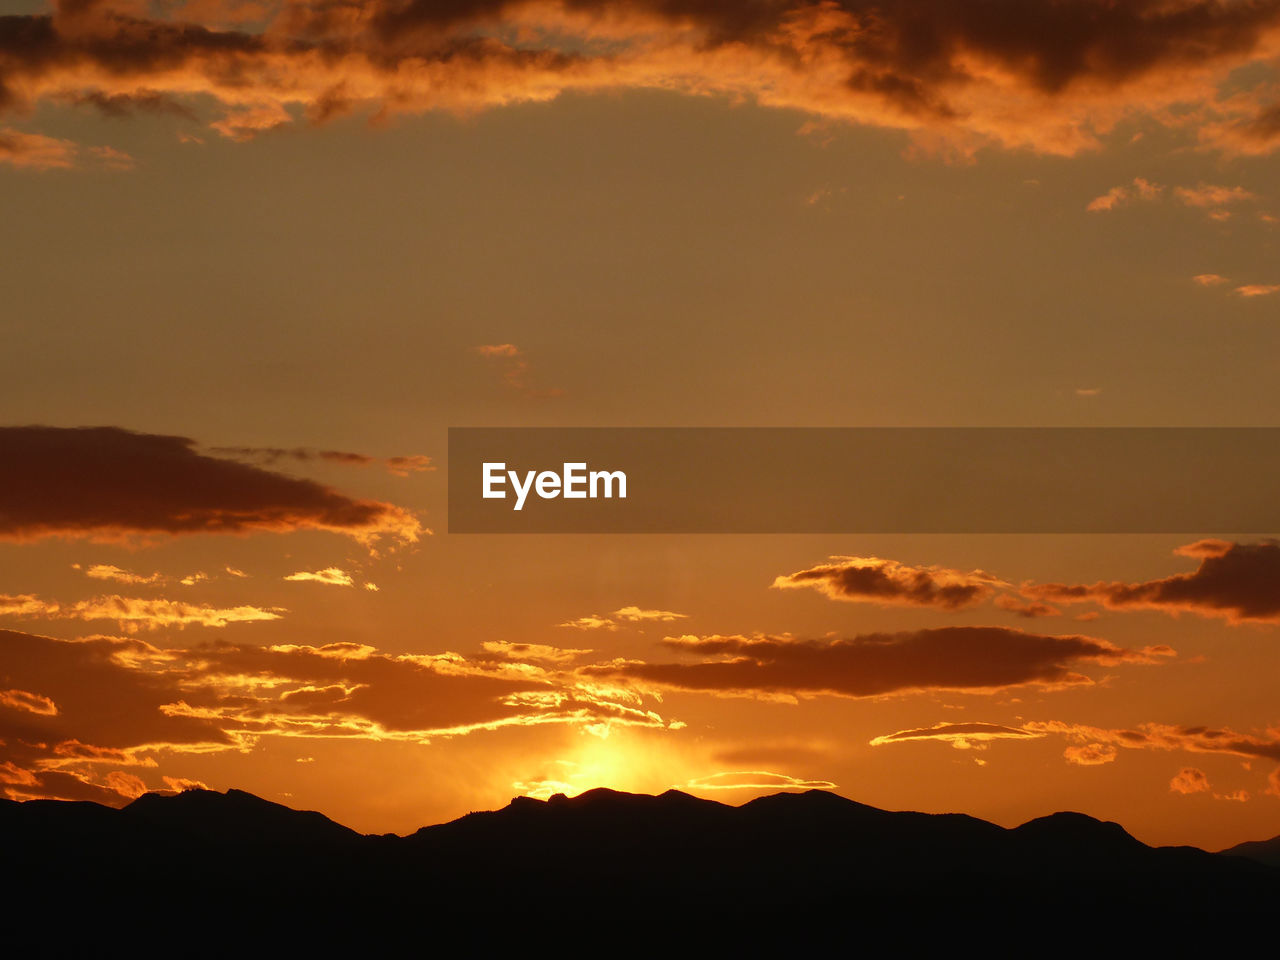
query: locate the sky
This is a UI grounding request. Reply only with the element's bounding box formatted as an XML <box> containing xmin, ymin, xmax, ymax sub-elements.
<box><xmin>2</xmin><ymin>0</ymin><xmax>1280</xmax><ymax>850</ymax></box>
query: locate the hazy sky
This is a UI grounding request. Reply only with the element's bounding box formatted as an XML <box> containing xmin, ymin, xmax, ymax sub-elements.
<box><xmin>2</xmin><ymin>0</ymin><xmax>1280</xmax><ymax>849</ymax></box>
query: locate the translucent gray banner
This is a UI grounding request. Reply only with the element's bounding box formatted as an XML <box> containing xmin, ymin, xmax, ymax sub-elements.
<box><xmin>447</xmin><ymin>427</ymin><xmax>1280</xmax><ymax>533</ymax></box>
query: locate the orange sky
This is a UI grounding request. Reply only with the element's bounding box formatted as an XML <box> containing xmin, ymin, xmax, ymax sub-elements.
<box><xmin>2</xmin><ymin>0</ymin><xmax>1280</xmax><ymax>850</ymax></box>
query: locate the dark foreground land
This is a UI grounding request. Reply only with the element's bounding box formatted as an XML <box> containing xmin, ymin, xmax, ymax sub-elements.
<box><xmin>4</xmin><ymin>787</ymin><xmax>1277</xmax><ymax>940</ymax></box>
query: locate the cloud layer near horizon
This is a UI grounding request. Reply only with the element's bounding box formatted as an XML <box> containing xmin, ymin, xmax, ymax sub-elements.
<box><xmin>4</xmin><ymin>0</ymin><xmax>1280</xmax><ymax>163</ymax></box>
<box><xmin>0</xmin><ymin>627</ymin><xmax>668</xmax><ymax>804</ymax></box>
<box><xmin>0</xmin><ymin>426</ymin><xmax>421</xmax><ymax>544</ymax></box>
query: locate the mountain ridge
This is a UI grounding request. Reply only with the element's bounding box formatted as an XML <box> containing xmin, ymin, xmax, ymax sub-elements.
<box><xmin>4</xmin><ymin>786</ymin><xmax>1277</xmax><ymax>936</ymax></box>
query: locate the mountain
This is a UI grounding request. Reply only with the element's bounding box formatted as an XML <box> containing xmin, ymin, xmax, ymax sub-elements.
<box><xmin>1221</xmin><ymin>833</ymin><xmax>1280</xmax><ymax>868</ymax></box>
<box><xmin>3</xmin><ymin>787</ymin><xmax>1276</xmax><ymax>939</ymax></box>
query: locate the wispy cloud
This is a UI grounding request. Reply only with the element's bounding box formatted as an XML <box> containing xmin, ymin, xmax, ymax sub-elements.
<box><xmin>284</xmin><ymin>568</ymin><xmax>355</xmax><ymax>587</ymax></box>
<box><xmin>475</xmin><ymin>344</ymin><xmax>564</xmax><ymax>400</ymax></box>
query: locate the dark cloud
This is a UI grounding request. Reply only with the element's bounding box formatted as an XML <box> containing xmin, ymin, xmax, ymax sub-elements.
<box><xmin>584</xmin><ymin>626</ymin><xmax>1170</xmax><ymax>701</ymax></box>
<box><xmin>1023</xmin><ymin>539</ymin><xmax>1280</xmax><ymax>624</ymax></box>
<box><xmin>2</xmin><ymin>1</ymin><xmax>1280</xmax><ymax>156</ymax></box>
<box><xmin>773</xmin><ymin>555</ymin><xmax>1002</xmax><ymax>610</ymax></box>
<box><xmin>64</xmin><ymin>89</ymin><xmax>197</xmax><ymax>119</ymax></box>
<box><xmin>0</xmin><ymin>426</ymin><xmax>421</xmax><ymax>544</ymax></box>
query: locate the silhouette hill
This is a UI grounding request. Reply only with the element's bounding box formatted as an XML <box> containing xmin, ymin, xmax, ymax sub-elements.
<box><xmin>4</xmin><ymin>787</ymin><xmax>1277</xmax><ymax>936</ymax></box>
<box><xmin>1221</xmin><ymin>832</ymin><xmax>1280</xmax><ymax>868</ymax></box>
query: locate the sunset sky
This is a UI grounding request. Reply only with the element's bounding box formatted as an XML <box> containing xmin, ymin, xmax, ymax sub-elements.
<box><xmin>3</xmin><ymin>0</ymin><xmax>1280</xmax><ymax>850</ymax></box>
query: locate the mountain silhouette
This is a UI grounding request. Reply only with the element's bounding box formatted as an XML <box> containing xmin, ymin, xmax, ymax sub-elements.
<box><xmin>4</xmin><ymin>787</ymin><xmax>1276</xmax><ymax>939</ymax></box>
<box><xmin>1221</xmin><ymin>832</ymin><xmax>1280</xmax><ymax>868</ymax></box>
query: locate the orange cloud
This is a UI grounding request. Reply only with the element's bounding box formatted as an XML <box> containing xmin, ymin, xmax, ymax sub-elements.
<box><xmin>1026</xmin><ymin>720</ymin><xmax>1280</xmax><ymax>765</ymax></box>
<box><xmin>0</xmin><ymin>592</ymin><xmax>283</xmax><ymax>630</ymax></box>
<box><xmin>560</xmin><ymin>606</ymin><xmax>688</xmax><ymax>630</ymax></box>
<box><xmin>0</xmin><ymin>426</ymin><xmax>422</xmax><ymax>545</ymax></box>
<box><xmin>0</xmin><ymin>127</ymin><xmax>77</xmax><ymax>169</ymax></box>
<box><xmin>560</xmin><ymin>615</ymin><xmax>618</xmax><ymax>631</ymax></box>
<box><xmin>1174</xmin><ymin>183</ymin><xmax>1258</xmax><ymax>208</ymax></box>
<box><xmin>1086</xmin><ymin>176</ymin><xmax>1162</xmax><ymax>211</ymax></box>
<box><xmin>78</xmin><ymin>564</ymin><xmax>164</xmax><ymax>585</ymax></box>
<box><xmin>5</xmin><ymin>1</ymin><xmax>1280</xmax><ymax>163</ymax></box>
<box><xmin>1171</xmin><ymin>767</ymin><xmax>1211</xmax><ymax>794</ymax></box>
<box><xmin>869</xmin><ymin>721</ymin><xmax>1041</xmax><ymax>749</ymax></box>
<box><xmin>1236</xmin><ymin>284</ymin><xmax>1280</xmax><ymax>297</ymax></box>
<box><xmin>1023</xmin><ymin>539</ymin><xmax>1280</xmax><ymax>624</ymax></box>
<box><xmin>0</xmin><ymin>688</ymin><xmax>59</xmax><ymax>716</ymax></box>
<box><xmin>773</xmin><ymin>556</ymin><xmax>1003</xmax><ymax>610</ymax></box>
<box><xmin>1063</xmin><ymin>743</ymin><xmax>1117</xmax><ymax>766</ymax></box>
<box><xmin>482</xmin><ymin>641</ymin><xmax>591</xmax><ymax>663</ymax></box>
<box><xmin>585</xmin><ymin>626</ymin><xmax>1169</xmax><ymax>702</ymax></box>
<box><xmin>474</xmin><ymin>343</ymin><xmax>564</xmax><ymax>399</ymax></box>
<box><xmin>612</xmin><ymin>606</ymin><xmax>687</xmax><ymax>622</ymax></box>
<box><xmin>874</xmin><ymin>715</ymin><xmax>1280</xmax><ymax>794</ymax></box>
<box><xmin>284</xmin><ymin>568</ymin><xmax>354</xmax><ymax>587</ymax></box>
<box><xmin>0</xmin><ymin>627</ymin><xmax>673</xmax><ymax>803</ymax></box>
<box><xmin>1193</xmin><ymin>273</ymin><xmax>1230</xmax><ymax>286</ymax></box>
<box><xmin>682</xmin><ymin>771</ymin><xmax>837</xmax><ymax>791</ymax></box>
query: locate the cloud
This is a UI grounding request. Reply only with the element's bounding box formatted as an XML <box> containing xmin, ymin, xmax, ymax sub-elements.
<box><xmin>1174</xmin><ymin>183</ymin><xmax>1258</xmax><ymax>207</ymax></box>
<box><xmin>77</xmin><ymin>564</ymin><xmax>164</xmax><ymax>585</ymax></box>
<box><xmin>869</xmin><ymin>721</ymin><xmax>1041</xmax><ymax>749</ymax></box>
<box><xmin>482</xmin><ymin>641</ymin><xmax>592</xmax><ymax>663</ymax></box>
<box><xmin>994</xmin><ymin>595</ymin><xmax>1060</xmax><ymax>618</ymax></box>
<box><xmin>612</xmin><ymin>606</ymin><xmax>688</xmax><ymax>622</ymax></box>
<box><xmin>1063</xmin><ymin>743</ymin><xmax>1117</xmax><ymax>765</ymax></box>
<box><xmin>0</xmin><ymin>426</ymin><xmax>422</xmax><ymax>545</ymax></box>
<box><xmin>1023</xmin><ymin>539</ymin><xmax>1280</xmax><ymax>624</ymax></box>
<box><xmin>560</xmin><ymin>606</ymin><xmax>686</xmax><ymax>630</ymax></box>
<box><xmin>0</xmin><ymin>126</ymin><xmax>135</xmax><ymax>171</ymax></box>
<box><xmin>0</xmin><ymin>127</ymin><xmax>77</xmax><ymax>169</ymax></box>
<box><xmin>1217</xmin><ymin>99</ymin><xmax>1280</xmax><ymax>154</ymax></box>
<box><xmin>474</xmin><ymin>344</ymin><xmax>564</xmax><ymax>399</ymax></box>
<box><xmin>1236</xmin><ymin>284</ymin><xmax>1280</xmax><ymax>297</ymax></box>
<box><xmin>0</xmin><ymin>687</ymin><xmax>58</xmax><ymax>716</ymax></box>
<box><xmin>4</xmin><ymin>1</ymin><xmax>1280</xmax><ymax>159</ymax></box>
<box><xmin>475</xmin><ymin>344</ymin><xmax>520</xmax><ymax>358</ymax></box>
<box><xmin>560</xmin><ymin>615</ymin><xmax>618</xmax><ymax>631</ymax></box>
<box><xmin>584</xmin><ymin>626</ymin><xmax>1170</xmax><ymax>702</ymax></box>
<box><xmin>0</xmin><ymin>592</ymin><xmax>283</xmax><ymax>630</ymax></box>
<box><xmin>1171</xmin><ymin>766</ymin><xmax>1211</xmax><ymax>794</ymax></box>
<box><xmin>211</xmin><ymin>445</ymin><xmax>434</xmax><ymax>477</ymax></box>
<box><xmin>0</xmin><ymin>626</ymin><xmax>670</xmax><ymax>803</ymax></box>
<box><xmin>773</xmin><ymin>556</ymin><xmax>1003</xmax><ymax>610</ymax></box>
<box><xmin>1193</xmin><ymin>273</ymin><xmax>1230</xmax><ymax>286</ymax></box>
<box><xmin>284</xmin><ymin>567</ymin><xmax>354</xmax><ymax>587</ymax></box>
<box><xmin>1087</xmin><ymin>178</ymin><xmax>1261</xmax><ymax>215</ymax></box>
<box><xmin>682</xmin><ymin>771</ymin><xmax>837</xmax><ymax>791</ymax></box>
<box><xmin>1086</xmin><ymin>176</ymin><xmax>1162</xmax><ymax>211</ymax></box>
<box><xmin>1025</xmin><ymin>720</ymin><xmax>1280</xmax><ymax>769</ymax></box>
<box><xmin>88</xmin><ymin>143</ymin><xmax>135</xmax><ymax>170</ymax></box>
<box><xmin>72</xmin><ymin>562</ymin><xmax>213</xmax><ymax>587</ymax></box>
<box><xmin>873</xmin><ymin>714</ymin><xmax>1280</xmax><ymax>793</ymax></box>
